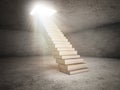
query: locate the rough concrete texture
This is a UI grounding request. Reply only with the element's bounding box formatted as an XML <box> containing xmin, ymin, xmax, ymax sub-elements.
<box><xmin>0</xmin><ymin>56</ymin><xmax>120</xmax><ymax>90</ymax></box>
<box><xmin>0</xmin><ymin>22</ymin><xmax>120</xmax><ymax>58</ymax></box>
<box><xmin>67</xmin><ymin>22</ymin><xmax>120</xmax><ymax>58</ymax></box>
<box><xmin>0</xmin><ymin>0</ymin><xmax>120</xmax><ymax>58</ymax></box>
<box><xmin>0</xmin><ymin>0</ymin><xmax>120</xmax><ymax>33</ymax></box>
<box><xmin>54</xmin><ymin>0</ymin><xmax>120</xmax><ymax>33</ymax></box>
<box><xmin>0</xmin><ymin>29</ymin><xmax>50</xmax><ymax>56</ymax></box>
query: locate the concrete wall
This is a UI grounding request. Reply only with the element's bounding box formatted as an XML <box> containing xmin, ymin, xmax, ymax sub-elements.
<box><xmin>0</xmin><ymin>29</ymin><xmax>50</xmax><ymax>57</ymax></box>
<box><xmin>0</xmin><ymin>22</ymin><xmax>120</xmax><ymax>58</ymax></box>
<box><xmin>67</xmin><ymin>22</ymin><xmax>120</xmax><ymax>58</ymax></box>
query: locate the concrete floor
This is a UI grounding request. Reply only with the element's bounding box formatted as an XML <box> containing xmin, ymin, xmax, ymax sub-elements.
<box><xmin>0</xmin><ymin>56</ymin><xmax>120</xmax><ymax>90</ymax></box>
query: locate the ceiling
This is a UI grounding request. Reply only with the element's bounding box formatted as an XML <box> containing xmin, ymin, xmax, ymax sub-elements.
<box><xmin>0</xmin><ymin>0</ymin><xmax>120</xmax><ymax>33</ymax></box>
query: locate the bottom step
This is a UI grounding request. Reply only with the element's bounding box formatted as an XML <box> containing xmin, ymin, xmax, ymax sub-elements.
<box><xmin>58</xmin><ymin>64</ymin><xmax>88</xmax><ymax>71</ymax></box>
<box><xmin>59</xmin><ymin>68</ymin><xmax>88</xmax><ymax>75</ymax></box>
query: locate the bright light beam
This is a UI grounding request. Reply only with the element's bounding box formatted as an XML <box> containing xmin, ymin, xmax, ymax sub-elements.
<box><xmin>30</xmin><ymin>4</ymin><xmax>57</xmax><ymax>18</ymax></box>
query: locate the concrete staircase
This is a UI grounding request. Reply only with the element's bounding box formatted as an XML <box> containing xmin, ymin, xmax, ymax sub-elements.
<box><xmin>42</xmin><ymin>21</ymin><xmax>88</xmax><ymax>75</ymax></box>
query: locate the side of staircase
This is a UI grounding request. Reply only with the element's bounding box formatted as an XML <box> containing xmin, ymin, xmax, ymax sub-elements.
<box><xmin>42</xmin><ymin>21</ymin><xmax>88</xmax><ymax>75</ymax></box>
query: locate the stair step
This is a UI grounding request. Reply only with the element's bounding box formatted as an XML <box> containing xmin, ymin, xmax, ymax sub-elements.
<box><xmin>47</xmin><ymin>32</ymin><xmax>63</xmax><ymax>35</ymax></box>
<box><xmin>58</xmin><ymin>63</ymin><xmax>88</xmax><ymax>71</ymax></box>
<box><xmin>53</xmin><ymin>41</ymin><xmax>70</xmax><ymax>44</ymax></box>
<box><xmin>51</xmin><ymin>39</ymin><xmax>68</xmax><ymax>42</ymax></box>
<box><xmin>48</xmin><ymin>32</ymin><xmax>63</xmax><ymax>34</ymax></box>
<box><xmin>47</xmin><ymin>29</ymin><xmax>61</xmax><ymax>31</ymax></box>
<box><xmin>53</xmin><ymin>48</ymin><xmax>73</xmax><ymax>52</ymax></box>
<box><xmin>56</xmin><ymin>47</ymin><xmax>75</xmax><ymax>51</ymax></box>
<box><xmin>48</xmin><ymin>33</ymin><xmax>64</xmax><ymax>35</ymax></box>
<box><xmin>49</xmin><ymin>34</ymin><xmax>65</xmax><ymax>37</ymax></box>
<box><xmin>46</xmin><ymin>29</ymin><xmax>61</xmax><ymax>31</ymax></box>
<box><xmin>51</xmin><ymin>47</ymin><xmax>75</xmax><ymax>52</ymax></box>
<box><xmin>50</xmin><ymin>36</ymin><xmax>65</xmax><ymax>39</ymax></box>
<box><xmin>57</xmin><ymin>55</ymin><xmax>80</xmax><ymax>59</ymax></box>
<box><xmin>50</xmin><ymin>36</ymin><xmax>66</xmax><ymax>39</ymax></box>
<box><xmin>47</xmin><ymin>31</ymin><xmax>62</xmax><ymax>34</ymax></box>
<box><xmin>53</xmin><ymin>43</ymin><xmax>71</xmax><ymax>47</ymax></box>
<box><xmin>53</xmin><ymin>40</ymin><xmax>69</xmax><ymax>43</ymax></box>
<box><xmin>56</xmin><ymin>58</ymin><xmax>85</xmax><ymax>64</ymax></box>
<box><xmin>51</xmin><ymin>38</ymin><xmax>68</xmax><ymax>41</ymax></box>
<box><xmin>55</xmin><ymin>50</ymin><xmax>77</xmax><ymax>55</ymax></box>
<box><xmin>51</xmin><ymin>37</ymin><xmax>67</xmax><ymax>40</ymax></box>
<box><xmin>49</xmin><ymin>44</ymin><xmax>74</xmax><ymax>49</ymax></box>
<box><xmin>59</xmin><ymin>68</ymin><xmax>88</xmax><ymax>75</ymax></box>
<box><xmin>54</xmin><ymin>44</ymin><xmax>72</xmax><ymax>48</ymax></box>
<box><xmin>49</xmin><ymin>36</ymin><xmax>67</xmax><ymax>39</ymax></box>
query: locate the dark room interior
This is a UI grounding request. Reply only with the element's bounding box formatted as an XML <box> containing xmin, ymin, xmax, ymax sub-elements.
<box><xmin>0</xmin><ymin>0</ymin><xmax>120</xmax><ymax>90</ymax></box>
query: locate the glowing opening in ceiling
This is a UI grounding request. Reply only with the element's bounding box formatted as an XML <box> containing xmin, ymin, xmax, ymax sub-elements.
<box><xmin>30</xmin><ymin>4</ymin><xmax>57</xmax><ymax>18</ymax></box>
